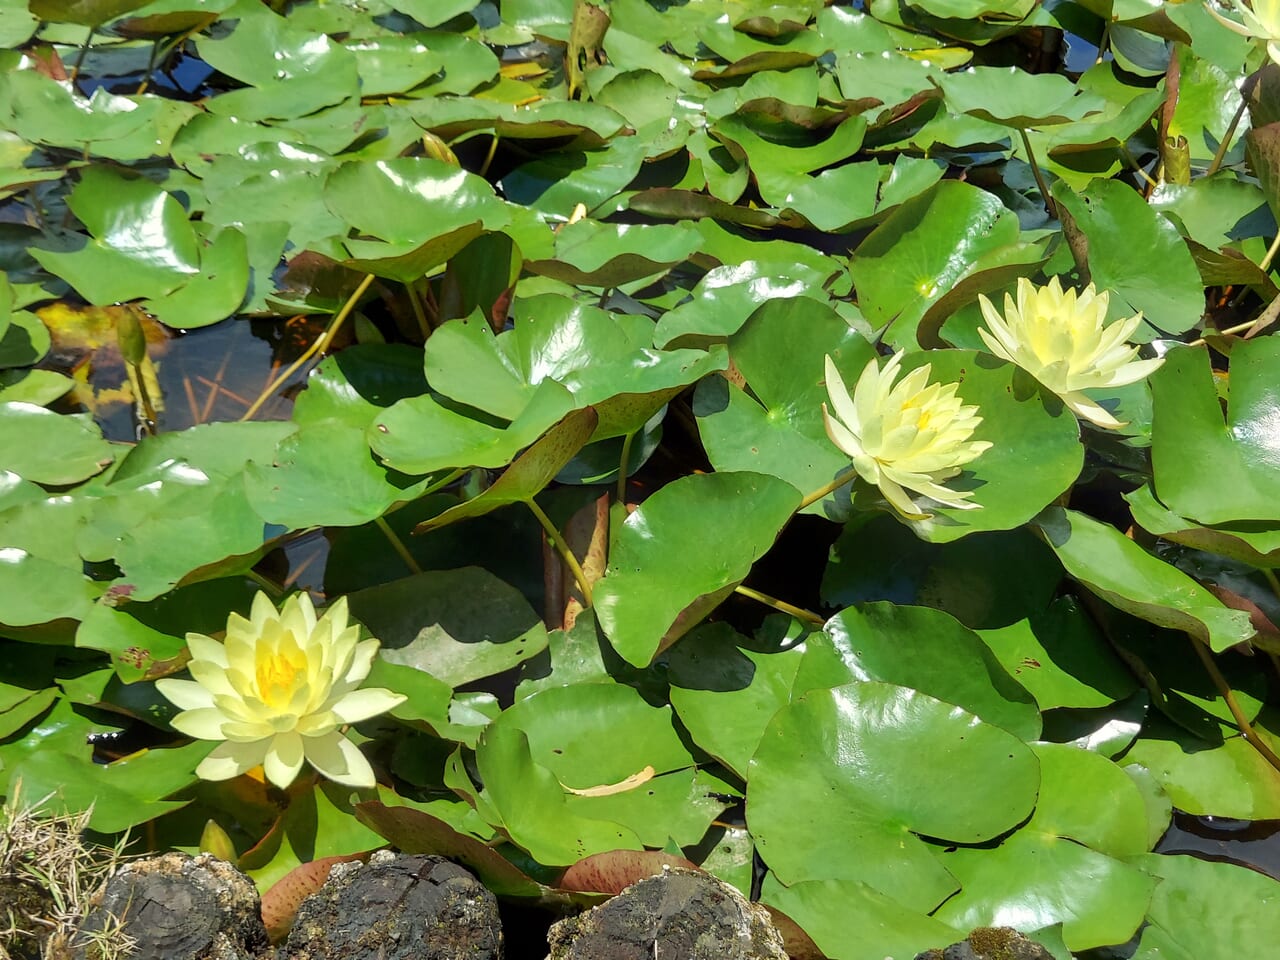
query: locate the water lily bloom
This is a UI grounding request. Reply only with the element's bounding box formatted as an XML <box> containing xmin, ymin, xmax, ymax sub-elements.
<box><xmin>822</xmin><ymin>352</ymin><xmax>992</xmax><ymax>520</ymax></box>
<box><xmin>977</xmin><ymin>277</ymin><xmax>1163</xmax><ymax>430</ymax></box>
<box><xmin>156</xmin><ymin>592</ymin><xmax>405</xmax><ymax>790</ymax></box>
<box><xmin>1205</xmin><ymin>0</ymin><xmax>1280</xmax><ymax>64</ymax></box>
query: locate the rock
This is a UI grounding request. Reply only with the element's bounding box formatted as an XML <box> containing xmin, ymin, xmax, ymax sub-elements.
<box><xmin>71</xmin><ymin>852</ymin><xmax>268</xmax><ymax>960</ymax></box>
<box><xmin>283</xmin><ymin>851</ymin><xmax>502</xmax><ymax>960</ymax></box>
<box><xmin>914</xmin><ymin>926</ymin><xmax>1055</xmax><ymax>960</ymax></box>
<box><xmin>546</xmin><ymin>866</ymin><xmax>787</xmax><ymax>960</ymax></box>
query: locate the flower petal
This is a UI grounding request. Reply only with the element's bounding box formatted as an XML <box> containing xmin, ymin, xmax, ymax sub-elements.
<box><xmin>263</xmin><ymin>731</ymin><xmax>306</xmax><ymax>789</ymax></box>
<box><xmin>330</xmin><ymin>687</ymin><xmax>406</xmax><ymax>724</ymax></box>
<box><xmin>170</xmin><ymin>707</ymin><xmax>230</xmax><ymax>740</ymax></box>
<box><xmin>197</xmin><ymin>739</ymin><xmax>268</xmax><ymax>781</ymax></box>
<box><xmin>155</xmin><ymin>678</ymin><xmax>214</xmax><ymax>712</ymax></box>
<box><xmin>303</xmin><ymin>731</ymin><xmax>376</xmax><ymax>788</ymax></box>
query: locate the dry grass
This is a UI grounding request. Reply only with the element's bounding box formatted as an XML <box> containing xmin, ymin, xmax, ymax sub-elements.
<box><xmin>0</xmin><ymin>783</ymin><xmax>134</xmax><ymax>960</ymax></box>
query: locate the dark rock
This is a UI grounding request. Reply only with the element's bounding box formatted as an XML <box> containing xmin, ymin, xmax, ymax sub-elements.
<box><xmin>72</xmin><ymin>851</ymin><xmax>268</xmax><ymax>960</ymax></box>
<box><xmin>283</xmin><ymin>850</ymin><xmax>502</xmax><ymax>960</ymax></box>
<box><xmin>914</xmin><ymin>926</ymin><xmax>1055</xmax><ymax>960</ymax></box>
<box><xmin>546</xmin><ymin>866</ymin><xmax>787</xmax><ymax>960</ymax></box>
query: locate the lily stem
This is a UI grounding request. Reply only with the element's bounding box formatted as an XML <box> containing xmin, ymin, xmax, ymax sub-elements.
<box><xmin>733</xmin><ymin>585</ymin><xmax>825</xmax><ymax>626</ymax></box>
<box><xmin>1019</xmin><ymin>128</ymin><xmax>1056</xmax><ymax>218</ymax></box>
<box><xmin>406</xmin><ymin>281</ymin><xmax>431</xmax><ymax>340</ymax></box>
<box><xmin>1206</xmin><ymin>98</ymin><xmax>1248</xmax><ymax>177</ymax></box>
<box><xmin>526</xmin><ymin>497</ymin><xmax>593</xmax><ymax>605</ymax></box>
<box><xmin>797</xmin><ymin>467</ymin><xmax>859</xmax><ymax>511</ymax></box>
<box><xmin>1190</xmin><ymin>636</ymin><xmax>1280</xmax><ymax>774</ymax></box>
<box><xmin>375</xmin><ymin>516</ymin><xmax>421</xmax><ymax>576</ymax></box>
<box><xmin>241</xmin><ymin>273</ymin><xmax>375</xmax><ymax>421</ymax></box>
<box><xmin>616</xmin><ymin>430</ymin><xmax>635</xmax><ymax>505</ymax></box>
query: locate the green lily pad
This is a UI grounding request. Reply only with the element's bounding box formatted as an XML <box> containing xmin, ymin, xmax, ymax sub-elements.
<box><xmin>823</xmin><ymin>515</ymin><xmax>1063</xmax><ymax>629</ymax></box>
<box><xmin>412</xmin><ymin>406</ymin><xmax>599</xmax><ymax>533</ymax></box>
<box><xmin>1130</xmin><ymin>854</ymin><xmax>1280</xmax><ymax>960</ymax></box>
<box><xmin>75</xmin><ymin>604</ymin><xmax>187</xmax><ymax>683</ymax></box>
<box><xmin>1150</xmin><ymin>341</ymin><xmax>1280</xmax><ymax>526</ymax></box>
<box><xmin>747</xmin><ymin>680</ymin><xmax>1039</xmax><ymax>906</ymax></box>
<box><xmin>197</xmin><ymin>10</ymin><xmax>360</xmax><ymax>121</ymax></box>
<box><xmin>1034</xmin><ymin>506</ymin><xmax>1256</xmax><ymax>653</ymax></box>
<box><xmin>940</xmin><ymin>67</ymin><xmax>1092</xmax><ymax>126</ymax></box>
<box><xmin>1121</xmin><ymin>720</ymin><xmax>1280</xmax><ymax>819</ymax></box>
<box><xmin>1126</xmin><ymin>482</ymin><xmax>1280</xmax><ymax>569</ymax></box>
<box><xmin>526</xmin><ymin>221</ymin><xmax>703</xmax><ymax>288</ymax></box>
<box><xmin>694</xmin><ymin>297</ymin><xmax>875</xmax><ymax>517</ymax></box>
<box><xmin>0</xmin><ymin>402</ymin><xmax>113</xmax><ymax>485</ymax></box>
<box><xmin>75</xmin><ymin>421</ymin><xmax>295</xmax><ymax>600</ymax></box>
<box><xmin>12</xmin><ymin>739</ymin><xmax>206</xmax><ymax>832</ymax></box>
<box><xmin>247</xmin><ymin>347</ymin><xmax>432</xmax><ymax>530</ymax></box>
<box><xmin>849</xmin><ymin>181</ymin><xmax>1041</xmax><ymax>347</ymax></box>
<box><xmin>760</xmin><ymin>873</ymin><xmax>960</xmax><ymax>960</ymax></box>
<box><xmin>979</xmin><ymin>597</ymin><xmax>1138</xmax><ymax>710</ymax></box>
<box><xmin>422</xmin><ymin>297</ymin><xmax>727</xmax><ymax>436</ymax></box>
<box><xmin>1051</xmin><ymin>178</ymin><xmax>1204</xmax><ymax>337</ymax></box>
<box><xmin>0</xmin><ymin>310</ymin><xmax>48</xmax><ymax>369</ymax></box>
<box><xmin>933</xmin><ymin>743</ymin><xmax>1154</xmax><ymax>951</ymax></box>
<box><xmin>31</xmin><ymin>167</ymin><xmax>200</xmax><ymax>306</ymax></box>
<box><xmin>798</xmin><ymin>603</ymin><xmax>1041</xmax><ymax>740</ymax></box>
<box><xmin>668</xmin><ymin>623</ymin><xmax>805</xmax><ymax>779</ymax></box>
<box><xmin>325</xmin><ymin>157</ymin><xmax>509</xmax><ymax>248</ymax></box>
<box><xmin>654</xmin><ymin>260</ymin><xmax>838</xmax><ymax>346</ymax></box>
<box><xmin>369</xmin><ymin>379</ymin><xmax>576</xmax><ymax>476</ymax></box>
<box><xmin>475</xmin><ymin>720</ymin><xmax>643</xmax><ymax>866</ymax></box>
<box><xmin>347</xmin><ymin>567</ymin><xmax>547</xmax><ymax>688</ymax></box>
<box><xmin>595</xmin><ymin>471</ymin><xmax>803</xmax><ymax>667</ymax></box>
<box><xmin>889</xmin><ymin>352</ymin><xmax>1084</xmax><ymax>543</ymax></box>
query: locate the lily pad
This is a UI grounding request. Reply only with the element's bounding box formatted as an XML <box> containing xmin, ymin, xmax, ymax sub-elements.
<box><xmin>1149</xmin><ymin>341</ymin><xmax>1280</xmax><ymax>526</ymax></box>
<box><xmin>1034</xmin><ymin>506</ymin><xmax>1256</xmax><ymax>653</ymax></box>
<box><xmin>595</xmin><ymin>472</ymin><xmax>803</xmax><ymax>666</ymax></box>
<box><xmin>747</xmin><ymin>680</ymin><xmax>1039</xmax><ymax>905</ymax></box>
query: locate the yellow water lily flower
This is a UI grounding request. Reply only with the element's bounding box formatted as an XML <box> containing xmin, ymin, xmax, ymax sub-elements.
<box><xmin>156</xmin><ymin>592</ymin><xmax>405</xmax><ymax>790</ymax></box>
<box><xmin>977</xmin><ymin>277</ymin><xmax>1163</xmax><ymax>430</ymax></box>
<box><xmin>822</xmin><ymin>352</ymin><xmax>992</xmax><ymax>520</ymax></box>
<box><xmin>1206</xmin><ymin>0</ymin><xmax>1280</xmax><ymax>64</ymax></box>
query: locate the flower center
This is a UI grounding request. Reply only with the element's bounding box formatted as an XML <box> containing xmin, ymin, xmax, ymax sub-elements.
<box><xmin>256</xmin><ymin>644</ymin><xmax>306</xmax><ymax>708</ymax></box>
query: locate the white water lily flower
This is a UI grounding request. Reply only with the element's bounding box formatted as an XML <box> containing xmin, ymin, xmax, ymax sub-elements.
<box><xmin>156</xmin><ymin>592</ymin><xmax>405</xmax><ymax>790</ymax></box>
<box><xmin>977</xmin><ymin>277</ymin><xmax>1163</xmax><ymax>430</ymax></box>
<box><xmin>822</xmin><ymin>352</ymin><xmax>992</xmax><ymax>520</ymax></box>
<box><xmin>1206</xmin><ymin>0</ymin><xmax>1280</xmax><ymax>64</ymax></box>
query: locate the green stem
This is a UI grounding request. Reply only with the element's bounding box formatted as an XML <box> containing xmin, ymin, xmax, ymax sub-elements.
<box><xmin>797</xmin><ymin>466</ymin><xmax>859</xmax><ymax>511</ymax></box>
<box><xmin>375</xmin><ymin>516</ymin><xmax>421</xmax><ymax>575</ymax></box>
<box><xmin>526</xmin><ymin>498</ymin><xmax>593</xmax><ymax>605</ymax></box>
<box><xmin>1018</xmin><ymin>128</ymin><xmax>1056</xmax><ymax>218</ymax></box>
<box><xmin>1261</xmin><ymin>230</ymin><xmax>1280</xmax><ymax>273</ymax></box>
<box><xmin>406</xmin><ymin>281</ymin><xmax>431</xmax><ymax>340</ymax></box>
<box><xmin>241</xmin><ymin>273</ymin><xmax>375</xmax><ymax>421</ymax></box>
<box><xmin>478</xmin><ymin>134</ymin><xmax>500</xmax><ymax>178</ymax></box>
<box><xmin>733</xmin><ymin>585</ymin><xmax>825</xmax><ymax>626</ymax></box>
<box><xmin>1191</xmin><ymin>636</ymin><xmax>1280</xmax><ymax>774</ymax></box>
<box><xmin>616</xmin><ymin>431</ymin><xmax>635</xmax><ymax>505</ymax></box>
<box><xmin>246</xmin><ymin>569</ymin><xmax>284</xmax><ymax>598</ymax></box>
<box><xmin>1206</xmin><ymin>98</ymin><xmax>1248</xmax><ymax>177</ymax></box>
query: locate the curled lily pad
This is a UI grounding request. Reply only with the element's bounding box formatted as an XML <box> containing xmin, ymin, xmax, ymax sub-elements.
<box><xmin>1034</xmin><ymin>506</ymin><xmax>1256</xmax><ymax>653</ymax></box>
